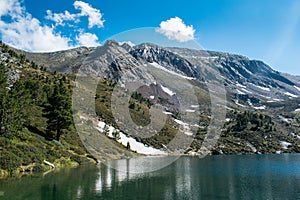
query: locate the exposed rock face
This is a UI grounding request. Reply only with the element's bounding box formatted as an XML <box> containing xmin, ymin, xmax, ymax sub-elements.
<box><xmin>23</xmin><ymin>40</ymin><xmax>300</xmax><ymax>101</ymax></box>
<box><xmin>12</xmin><ymin>40</ymin><xmax>300</xmax><ymax>155</ymax></box>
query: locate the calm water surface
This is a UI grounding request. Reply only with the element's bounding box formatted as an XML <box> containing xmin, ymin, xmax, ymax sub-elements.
<box><xmin>0</xmin><ymin>154</ymin><xmax>300</xmax><ymax>200</ymax></box>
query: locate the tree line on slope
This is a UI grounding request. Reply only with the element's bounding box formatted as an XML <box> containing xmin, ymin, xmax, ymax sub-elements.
<box><xmin>0</xmin><ymin>63</ymin><xmax>72</xmax><ymax>141</ymax></box>
<box><xmin>0</xmin><ymin>42</ymin><xmax>88</xmax><ymax>175</ymax></box>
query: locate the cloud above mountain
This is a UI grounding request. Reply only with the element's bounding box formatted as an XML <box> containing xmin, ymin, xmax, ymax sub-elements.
<box><xmin>156</xmin><ymin>17</ymin><xmax>195</xmax><ymax>42</ymax></box>
<box><xmin>0</xmin><ymin>0</ymin><xmax>103</xmax><ymax>52</ymax></box>
<box><xmin>46</xmin><ymin>1</ymin><xmax>105</xmax><ymax>28</ymax></box>
<box><xmin>45</xmin><ymin>10</ymin><xmax>78</xmax><ymax>27</ymax></box>
<box><xmin>73</xmin><ymin>1</ymin><xmax>105</xmax><ymax>28</ymax></box>
<box><xmin>76</xmin><ymin>32</ymin><xmax>100</xmax><ymax>47</ymax></box>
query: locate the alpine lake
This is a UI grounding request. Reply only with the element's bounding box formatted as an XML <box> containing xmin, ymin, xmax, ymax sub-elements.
<box><xmin>1</xmin><ymin>154</ymin><xmax>300</xmax><ymax>200</ymax></box>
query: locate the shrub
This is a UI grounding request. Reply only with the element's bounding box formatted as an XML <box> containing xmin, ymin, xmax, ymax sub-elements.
<box><xmin>0</xmin><ymin>151</ymin><xmax>22</xmax><ymax>173</ymax></box>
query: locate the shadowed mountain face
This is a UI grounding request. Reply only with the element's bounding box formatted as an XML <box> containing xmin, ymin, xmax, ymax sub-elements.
<box><xmin>14</xmin><ymin>40</ymin><xmax>300</xmax><ymax>155</ymax></box>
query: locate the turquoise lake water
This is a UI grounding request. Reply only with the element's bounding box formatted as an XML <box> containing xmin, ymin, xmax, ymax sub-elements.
<box><xmin>0</xmin><ymin>154</ymin><xmax>300</xmax><ymax>200</ymax></box>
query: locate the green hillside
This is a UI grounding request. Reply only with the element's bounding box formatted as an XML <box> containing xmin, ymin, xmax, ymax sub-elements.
<box><xmin>0</xmin><ymin>42</ymin><xmax>135</xmax><ymax>178</ymax></box>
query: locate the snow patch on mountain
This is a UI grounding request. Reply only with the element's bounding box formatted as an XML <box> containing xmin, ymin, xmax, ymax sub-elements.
<box><xmin>117</xmin><ymin>132</ymin><xmax>166</xmax><ymax>155</ymax></box>
<box><xmin>284</xmin><ymin>92</ymin><xmax>298</xmax><ymax>98</ymax></box>
<box><xmin>236</xmin><ymin>83</ymin><xmax>247</xmax><ymax>89</ymax></box>
<box><xmin>186</xmin><ymin>109</ymin><xmax>195</xmax><ymax>113</ymax></box>
<box><xmin>294</xmin><ymin>85</ymin><xmax>300</xmax><ymax>92</ymax></box>
<box><xmin>249</xmin><ymin>83</ymin><xmax>270</xmax><ymax>91</ymax></box>
<box><xmin>267</xmin><ymin>98</ymin><xmax>283</xmax><ymax>102</ymax></box>
<box><xmin>234</xmin><ymin>99</ymin><xmax>246</xmax><ymax>107</ymax></box>
<box><xmin>247</xmin><ymin>99</ymin><xmax>266</xmax><ymax>110</ymax></box>
<box><xmin>97</xmin><ymin>121</ymin><xmax>106</xmax><ymax>132</ymax></box>
<box><xmin>240</xmin><ymin>88</ymin><xmax>252</xmax><ymax>94</ymax></box>
<box><xmin>253</xmin><ymin>105</ymin><xmax>266</xmax><ymax>110</ymax></box>
<box><xmin>236</xmin><ymin>89</ymin><xmax>246</xmax><ymax>95</ymax></box>
<box><xmin>229</xmin><ymin>66</ymin><xmax>244</xmax><ymax>78</ymax></box>
<box><xmin>247</xmin><ymin>99</ymin><xmax>253</xmax><ymax>106</ymax></box>
<box><xmin>174</xmin><ymin>119</ymin><xmax>193</xmax><ymax>136</ymax></box>
<box><xmin>160</xmin><ymin>85</ymin><xmax>176</xmax><ymax>96</ymax></box>
<box><xmin>225</xmin><ymin>106</ymin><xmax>234</xmax><ymax>110</ymax></box>
<box><xmin>96</xmin><ymin>120</ymin><xmax>166</xmax><ymax>155</ymax></box>
<box><xmin>163</xmin><ymin>111</ymin><xmax>173</xmax><ymax>115</ymax></box>
<box><xmin>149</xmin><ymin>62</ymin><xmax>195</xmax><ymax>80</ymax></box>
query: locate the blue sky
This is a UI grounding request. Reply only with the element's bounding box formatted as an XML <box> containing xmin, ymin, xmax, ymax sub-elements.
<box><xmin>0</xmin><ymin>0</ymin><xmax>299</xmax><ymax>75</ymax></box>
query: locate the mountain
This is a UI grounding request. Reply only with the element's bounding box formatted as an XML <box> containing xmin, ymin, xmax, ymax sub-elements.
<box><xmin>1</xmin><ymin>40</ymin><xmax>300</xmax><ymax>176</ymax></box>
<box><xmin>23</xmin><ymin>40</ymin><xmax>300</xmax><ymax>99</ymax></box>
<box><xmin>0</xmin><ymin>41</ymin><xmax>138</xmax><ymax>177</ymax></box>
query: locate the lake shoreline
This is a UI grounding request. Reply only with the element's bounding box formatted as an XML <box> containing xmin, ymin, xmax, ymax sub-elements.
<box><xmin>2</xmin><ymin>152</ymin><xmax>299</xmax><ymax>180</ymax></box>
<box><xmin>1</xmin><ymin>154</ymin><xmax>300</xmax><ymax>199</ymax></box>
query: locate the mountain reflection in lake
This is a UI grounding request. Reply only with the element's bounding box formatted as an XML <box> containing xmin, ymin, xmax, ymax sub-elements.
<box><xmin>1</xmin><ymin>154</ymin><xmax>300</xmax><ymax>200</ymax></box>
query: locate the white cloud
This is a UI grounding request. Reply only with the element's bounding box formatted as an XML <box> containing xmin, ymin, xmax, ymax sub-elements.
<box><xmin>0</xmin><ymin>0</ymin><xmax>73</xmax><ymax>52</ymax></box>
<box><xmin>0</xmin><ymin>0</ymin><xmax>105</xmax><ymax>52</ymax></box>
<box><xmin>76</xmin><ymin>32</ymin><xmax>100</xmax><ymax>47</ymax></box>
<box><xmin>156</xmin><ymin>17</ymin><xmax>195</xmax><ymax>42</ymax></box>
<box><xmin>0</xmin><ymin>0</ymin><xmax>22</xmax><ymax>17</ymax></box>
<box><xmin>45</xmin><ymin>1</ymin><xmax>104</xmax><ymax>29</ymax></box>
<box><xmin>74</xmin><ymin>1</ymin><xmax>104</xmax><ymax>28</ymax></box>
<box><xmin>45</xmin><ymin>10</ymin><xmax>78</xmax><ymax>26</ymax></box>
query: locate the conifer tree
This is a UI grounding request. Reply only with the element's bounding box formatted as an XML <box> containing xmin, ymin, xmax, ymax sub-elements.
<box><xmin>0</xmin><ymin>64</ymin><xmax>24</xmax><ymax>138</ymax></box>
<box><xmin>44</xmin><ymin>78</ymin><xmax>72</xmax><ymax>141</ymax></box>
<box><xmin>0</xmin><ymin>63</ymin><xmax>9</xmax><ymax>136</ymax></box>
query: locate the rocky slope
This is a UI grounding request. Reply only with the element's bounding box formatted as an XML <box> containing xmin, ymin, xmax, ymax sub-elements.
<box><xmin>0</xmin><ymin>42</ymin><xmax>139</xmax><ymax>177</ymax></box>
<box><xmin>6</xmin><ymin>40</ymin><xmax>300</xmax><ymax>156</ymax></box>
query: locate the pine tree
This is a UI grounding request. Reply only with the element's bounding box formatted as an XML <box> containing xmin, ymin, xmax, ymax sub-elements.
<box><xmin>0</xmin><ymin>63</ymin><xmax>9</xmax><ymax>136</ymax></box>
<box><xmin>11</xmin><ymin>80</ymin><xmax>31</xmax><ymax>127</ymax></box>
<box><xmin>44</xmin><ymin>79</ymin><xmax>72</xmax><ymax>141</ymax></box>
<box><xmin>0</xmin><ymin>64</ymin><xmax>24</xmax><ymax>138</ymax></box>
